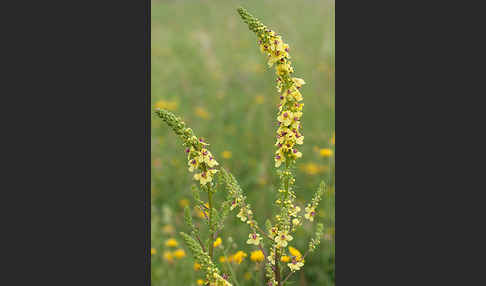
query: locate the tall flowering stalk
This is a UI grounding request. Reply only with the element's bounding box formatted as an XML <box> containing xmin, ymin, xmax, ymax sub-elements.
<box><xmin>154</xmin><ymin>7</ymin><xmax>327</xmax><ymax>286</ymax></box>
<box><xmin>236</xmin><ymin>7</ymin><xmax>325</xmax><ymax>286</ymax></box>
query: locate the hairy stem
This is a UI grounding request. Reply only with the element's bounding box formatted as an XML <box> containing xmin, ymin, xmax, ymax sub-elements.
<box><xmin>208</xmin><ymin>190</ymin><xmax>214</xmax><ymax>259</ymax></box>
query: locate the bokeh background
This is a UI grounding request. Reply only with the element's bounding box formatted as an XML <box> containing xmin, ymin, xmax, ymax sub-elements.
<box><xmin>151</xmin><ymin>0</ymin><xmax>334</xmax><ymax>285</ymax></box>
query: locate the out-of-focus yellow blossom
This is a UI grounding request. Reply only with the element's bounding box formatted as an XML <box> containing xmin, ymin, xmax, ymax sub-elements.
<box><xmin>213</xmin><ymin>237</ymin><xmax>222</xmax><ymax>248</ymax></box>
<box><xmin>163</xmin><ymin>251</ymin><xmax>173</xmax><ymax>263</ymax></box>
<box><xmin>154</xmin><ymin>99</ymin><xmax>178</xmax><ymax>111</ymax></box>
<box><xmin>230</xmin><ymin>251</ymin><xmax>247</xmax><ymax>264</ymax></box>
<box><xmin>319</xmin><ymin>148</ymin><xmax>333</xmax><ymax>157</ymax></box>
<box><xmin>197</xmin><ymin>279</ymin><xmax>205</xmax><ymax>285</ymax></box>
<box><xmin>195</xmin><ymin>107</ymin><xmax>211</xmax><ymax>119</ymax></box>
<box><xmin>151</xmin><ymin>248</ymin><xmax>157</xmax><ymax>255</ymax></box>
<box><xmin>162</xmin><ymin>224</ymin><xmax>174</xmax><ymax>234</ymax></box>
<box><xmin>300</xmin><ymin>162</ymin><xmax>327</xmax><ymax>175</ymax></box>
<box><xmin>179</xmin><ymin>199</ymin><xmax>189</xmax><ymax>208</ymax></box>
<box><xmin>255</xmin><ymin>95</ymin><xmax>265</xmax><ymax>104</ymax></box>
<box><xmin>250</xmin><ymin>250</ymin><xmax>264</xmax><ymax>262</ymax></box>
<box><xmin>244</xmin><ymin>272</ymin><xmax>252</xmax><ymax>280</ymax></box>
<box><xmin>331</xmin><ymin>132</ymin><xmax>335</xmax><ymax>145</ymax></box>
<box><xmin>280</xmin><ymin>255</ymin><xmax>290</xmax><ymax>262</ymax></box>
<box><xmin>246</xmin><ymin>233</ymin><xmax>262</xmax><ymax>245</ymax></box>
<box><xmin>219</xmin><ymin>256</ymin><xmax>227</xmax><ymax>263</ymax></box>
<box><xmin>292</xmin><ymin>218</ymin><xmax>300</xmax><ymax>226</ymax></box>
<box><xmin>172</xmin><ymin>249</ymin><xmax>186</xmax><ymax>259</ymax></box>
<box><xmin>194</xmin><ymin>262</ymin><xmax>201</xmax><ymax>271</ymax></box>
<box><xmin>288</xmin><ymin>246</ymin><xmax>303</xmax><ymax>261</ymax></box>
<box><xmin>165</xmin><ymin>238</ymin><xmax>178</xmax><ymax>248</ymax></box>
<box><xmin>221</xmin><ymin>150</ymin><xmax>232</xmax><ymax>159</ymax></box>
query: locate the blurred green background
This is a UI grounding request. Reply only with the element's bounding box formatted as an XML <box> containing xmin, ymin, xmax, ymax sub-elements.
<box><xmin>151</xmin><ymin>0</ymin><xmax>334</xmax><ymax>285</ymax></box>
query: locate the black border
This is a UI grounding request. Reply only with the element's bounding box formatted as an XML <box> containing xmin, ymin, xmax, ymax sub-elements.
<box><xmin>146</xmin><ymin>0</ymin><xmax>151</xmax><ymax>284</ymax></box>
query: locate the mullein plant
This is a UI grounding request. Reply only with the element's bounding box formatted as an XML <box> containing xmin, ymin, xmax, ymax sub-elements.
<box><xmin>154</xmin><ymin>7</ymin><xmax>327</xmax><ymax>286</ymax></box>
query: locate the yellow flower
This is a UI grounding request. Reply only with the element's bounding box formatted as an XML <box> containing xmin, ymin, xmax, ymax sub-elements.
<box><xmin>300</xmin><ymin>163</ymin><xmax>326</xmax><ymax>175</ymax></box>
<box><xmin>197</xmin><ymin>279</ymin><xmax>204</xmax><ymax>285</ymax></box>
<box><xmin>275</xmin><ymin>230</ymin><xmax>293</xmax><ymax>248</ymax></box>
<box><xmin>194</xmin><ymin>262</ymin><xmax>201</xmax><ymax>271</ymax></box>
<box><xmin>246</xmin><ymin>233</ymin><xmax>262</xmax><ymax>246</ymax></box>
<box><xmin>274</xmin><ymin>148</ymin><xmax>286</xmax><ymax>168</ymax></box>
<box><xmin>219</xmin><ymin>256</ymin><xmax>227</xmax><ymax>263</ymax></box>
<box><xmin>154</xmin><ymin>99</ymin><xmax>178</xmax><ymax>111</ymax></box>
<box><xmin>194</xmin><ymin>169</ymin><xmax>218</xmax><ymax>185</ymax></box>
<box><xmin>221</xmin><ymin>150</ymin><xmax>232</xmax><ymax>159</ymax></box>
<box><xmin>213</xmin><ymin>237</ymin><xmax>222</xmax><ymax>248</ymax></box>
<box><xmin>151</xmin><ymin>248</ymin><xmax>157</xmax><ymax>255</ymax></box>
<box><xmin>288</xmin><ymin>259</ymin><xmax>304</xmax><ymax>271</ymax></box>
<box><xmin>250</xmin><ymin>250</ymin><xmax>264</xmax><ymax>262</ymax></box>
<box><xmin>304</xmin><ymin>205</ymin><xmax>316</xmax><ymax>222</ymax></box>
<box><xmin>280</xmin><ymin>255</ymin><xmax>290</xmax><ymax>262</ymax></box>
<box><xmin>292</xmin><ymin>218</ymin><xmax>300</xmax><ymax>226</ymax></box>
<box><xmin>236</xmin><ymin>208</ymin><xmax>248</xmax><ymax>222</ymax></box>
<box><xmin>172</xmin><ymin>249</ymin><xmax>186</xmax><ymax>259</ymax></box>
<box><xmin>165</xmin><ymin>238</ymin><xmax>178</xmax><ymax>248</ymax></box>
<box><xmin>163</xmin><ymin>251</ymin><xmax>174</xmax><ymax>262</ymax></box>
<box><xmin>179</xmin><ymin>199</ymin><xmax>189</xmax><ymax>208</ymax></box>
<box><xmin>277</xmin><ymin>111</ymin><xmax>294</xmax><ymax>126</ymax></box>
<box><xmin>195</xmin><ymin>107</ymin><xmax>211</xmax><ymax>119</ymax></box>
<box><xmin>319</xmin><ymin>148</ymin><xmax>333</xmax><ymax>157</ymax></box>
<box><xmin>288</xmin><ymin>246</ymin><xmax>303</xmax><ymax>261</ymax></box>
<box><xmin>188</xmin><ymin>158</ymin><xmax>199</xmax><ymax>172</ymax></box>
<box><xmin>231</xmin><ymin>251</ymin><xmax>247</xmax><ymax>264</ymax></box>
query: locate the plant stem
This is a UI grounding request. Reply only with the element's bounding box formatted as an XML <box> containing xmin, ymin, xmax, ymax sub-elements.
<box><xmin>208</xmin><ymin>190</ymin><xmax>214</xmax><ymax>259</ymax></box>
<box><xmin>275</xmin><ymin>247</ymin><xmax>281</xmax><ymax>285</ymax></box>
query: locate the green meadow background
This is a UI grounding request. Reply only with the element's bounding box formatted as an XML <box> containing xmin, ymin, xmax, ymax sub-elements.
<box><xmin>151</xmin><ymin>0</ymin><xmax>334</xmax><ymax>285</ymax></box>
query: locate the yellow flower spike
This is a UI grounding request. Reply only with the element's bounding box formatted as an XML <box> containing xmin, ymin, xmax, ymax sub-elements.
<box><xmin>151</xmin><ymin>248</ymin><xmax>157</xmax><ymax>255</ymax></box>
<box><xmin>250</xmin><ymin>250</ymin><xmax>264</xmax><ymax>262</ymax></box>
<box><xmin>165</xmin><ymin>238</ymin><xmax>178</xmax><ymax>248</ymax></box>
<box><xmin>213</xmin><ymin>237</ymin><xmax>222</xmax><ymax>248</ymax></box>
<box><xmin>194</xmin><ymin>262</ymin><xmax>201</xmax><ymax>271</ymax></box>
<box><xmin>172</xmin><ymin>249</ymin><xmax>186</xmax><ymax>259</ymax></box>
<box><xmin>319</xmin><ymin>148</ymin><xmax>333</xmax><ymax>157</ymax></box>
<box><xmin>246</xmin><ymin>233</ymin><xmax>262</xmax><ymax>246</ymax></box>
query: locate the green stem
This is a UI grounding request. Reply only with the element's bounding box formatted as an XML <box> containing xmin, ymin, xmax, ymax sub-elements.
<box><xmin>208</xmin><ymin>190</ymin><xmax>214</xmax><ymax>259</ymax></box>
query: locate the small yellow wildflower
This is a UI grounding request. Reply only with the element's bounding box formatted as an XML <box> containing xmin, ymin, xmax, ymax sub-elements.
<box><xmin>195</xmin><ymin>107</ymin><xmax>211</xmax><ymax>119</ymax></box>
<box><xmin>280</xmin><ymin>255</ymin><xmax>290</xmax><ymax>262</ymax></box>
<box><xmin>194</xmin><ymin>262</ymin><xmax>201</xmax><ymax>271</ymax></box>
<box><xmin>246</xmin><ymin>233</ymin><xmax>262</xmax><ymax>246</ymax></box>
<box><xmin>288</xmin><ymin>259</ymin><xmax>304</xmax><ymax>271</ymax></box>
<box><xmin>292</xmin><ymin>218</ymin><xmax>300</xmax><ymax>226</ymax></box>
<box><xmin>236</xmin><ymin>209</ymin><xmax>248</xmax><ymax>222</ymax></box>
<box><xmin>194</xmin><ymin>169</ymin><xmax>218</xmax><ymax>185</ymax></box>
<box><xmin>154</xmin><ymin>99</ymin><xmax>178</xmax><ymax>111</ymax></box>
<box><xmin>300</xmin><ymin>162</ymin><xmax>326</xmax><ymax>175</ymax></box>
<box><xmin>213</xmin><ymin>237</ymin><xmax>222</xmax><ymax>248</ymax></box>
<box><xmin>304</xmin><ymin>205</ymin><xmax>316</xmax><ymax>222</ymax></box>
<box><xmin>221</xmin><ymin>150</ymin><xmax>232</xmax><ymax>159</ymax></box>
<box><xmin>231</xmin><ymin>251</ymin><xmax>247</xmax><ymax>264</ymax></box>
<box><xmin>250</xmin><ymin>250</ymin><xmax>264</xmax><ymax>262</ymax></box>
<box><xmin>179</xmin><ymin>199</ymin><xmax>189</xmax><ymax>208</ymax></box>
<box><xmin>197</xmin><ymin>279</ymin><xmax>204</xmax><ymax>286</ymax></box>
<box><xmin>163</xmin><ymin>251</ymin><xmax>173</xmax><ymax>263</ymax></box>
<box><xmin>172</xmin><ymin>249</ymin><xmax>186</xmax><ymax>259</ymax></box>
<box><xmin>288</xmin><ymin>246</ymin><xmax>303</xmax><ymax>261</ymax></box>
<box><xmin>165</xmin><ymin>238</ymin><xmax>178</xmax><ymax>248</ymax></box>
<box><xmin>275</xmin><ymin>230</ymin><xmax>293</xmax><ymax>248</ymax></box>
<box><xmin>319</xmin><ymin>148</ymin><xmax>333</xmax><ymax>157</ymax></box>
<box><xmin>219</xmin><ymin>256</ymin><xmax>227</xmax><ymax>263</ymax></box>
<box><xmin>151</xmin><ymin>248</ymin><xmax>157</xmax><ymax>255</ymax></box>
